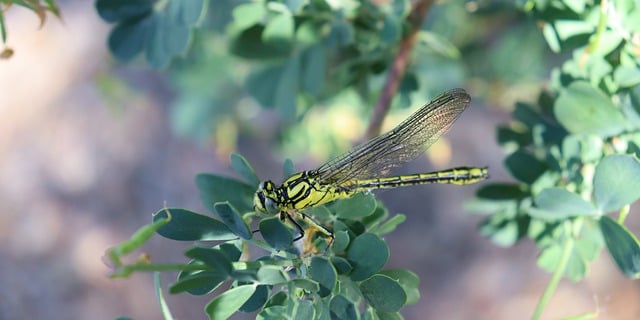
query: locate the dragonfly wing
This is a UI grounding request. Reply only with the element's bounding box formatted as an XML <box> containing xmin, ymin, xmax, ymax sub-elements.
<box><xmin>313</xmin><ymin>88</ymin><xmax>471</xmax><ymax>186</ymax></box>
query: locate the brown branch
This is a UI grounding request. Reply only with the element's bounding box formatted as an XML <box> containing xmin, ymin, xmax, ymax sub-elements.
<box><xmin>364</xmin><ymin>0</ymin><xmax>434</xmax><ymax>140</ymax></box>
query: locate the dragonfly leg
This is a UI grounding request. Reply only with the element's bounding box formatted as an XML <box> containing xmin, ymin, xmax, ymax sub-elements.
<box><xmin>281</xmin><ymin>211</ymin><xmax>306</xmax><ymax>241</ymax></box>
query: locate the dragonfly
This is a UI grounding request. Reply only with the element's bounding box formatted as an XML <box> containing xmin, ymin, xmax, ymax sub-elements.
<box><xmin>253</xmin><ymin>88</ymin><xmax>488</xmax><ymax>242</ymax></box>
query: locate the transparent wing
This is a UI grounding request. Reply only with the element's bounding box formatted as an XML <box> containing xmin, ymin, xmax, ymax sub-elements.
<box><xmin>311</xmin><ymin>88</ymin><xmax>471</xmax><ymax>186</ymax></box>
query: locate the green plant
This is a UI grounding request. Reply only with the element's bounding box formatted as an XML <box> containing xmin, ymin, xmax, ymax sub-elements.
<box><xmin>466</xmin><ymin>0</ymin><xmax>640</xmax><ymax>318</ymax></box>
<box><xmin>100</xmin><ymin>0</ymin><xmax>640</xmax><ymax>319</ymax></box>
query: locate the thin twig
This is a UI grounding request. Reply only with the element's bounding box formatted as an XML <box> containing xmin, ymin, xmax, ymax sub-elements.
<box><xmin>365</xmin><ymin>0</ymin><xmax>434</xmax><ymax>139</ymax></box>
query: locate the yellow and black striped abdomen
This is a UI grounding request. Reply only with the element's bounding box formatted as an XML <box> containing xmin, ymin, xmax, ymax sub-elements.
<box><xmin>346</xmin><ymin>167</ymin><xmax>488</xmax><ymax>191</ymax></box>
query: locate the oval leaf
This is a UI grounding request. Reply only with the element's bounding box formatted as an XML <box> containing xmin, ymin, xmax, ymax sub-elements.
<box><xmin>599</xmin><ymin>216</ymin><xmax>640</xmax><ymax>278</ymax></box>
<box><xmin>380</xmin><ymin>269</ymin><xmax>420</xmax><ymax>305</ymax></box>
<box><xmin>205</xmin><ymin>284</ymin><xmax>257</xmax><ymax>320</ymax></box>
<box><xmin>594</xmin><ymin>155</ymin><xmax>640</xmax><ymax>212</ymax></box>
<box><xmin>153</xmin><ymin>208</ymin><xmax>236</xmax><ymax>241</ymax></box>
<box><xmin>108</xmin><ymin>15</ymin><xmax>154</xmax><ymax>61</ymax></box>
<box><xmin>532</xmin><ymin>188</ymin><xmax>597</xmax><ymax>219</ymax></box>
<box><xmin>96</xmin><ymin>0</ymin><xmax>153</xmax><ymax>23</ymax></box>
<box><xmin>310</xmin><ymin>256</ymin><xmax>337</xmax><ymax>297</ymax></box>
<box><xmin>347</xmin><ymin>233</ymin><xmax>389</xmax><ymax>281</ymax></box>
<box><xmin>329</xmin><ymin>295</ymin><xmax>357</xmax><ymax>320</ymax></box>
<box><xmin>185</xmin><ymin>247</ymin><xmax>232</xmax><ymax>276</ymax></box>
<box><xmin>214</xmin><ymin>202</ymin><xmax>252</xmax><ymax>240</ymax></box>
<box><xmin>259</xmin><ymin>216</ymin><xmax>293</xmax><ymax>250</ymax></box>
<box><xmin>196</xmin><ymin>173</ymin><xmax>255</xmax><ymax>214</ymax></box>
<box><xmin>359</xmin><ymin>274</ymin><xmax>407</xmax><ymax>313</ymax></box>
<box><xmin>239</xmin><ymin>284</ymin><xmax>270</xmax><ymax>313</ymax></box>
<box><xmin>554</xmin><ymin>81</ymin><xmax>626</xmax><ymax>136</ymax></box>
<box><xmin>333</xmin><ymin>193</ymin><xmax>377</xmax><ymax>219</ymax></box>
<box><xmin>171</xmin><ymin>270</ymin><xmax>227</xmax><ymax>295</ymax></box>
<box><xmin>257</xmin><ymin>265</ymin><xmax>289</xmax><ymax>285</ymax></box>
<box><xmin>230</xmin><ymin>153</ymin><xmax>260</xmax><ymax>186</ymax></box>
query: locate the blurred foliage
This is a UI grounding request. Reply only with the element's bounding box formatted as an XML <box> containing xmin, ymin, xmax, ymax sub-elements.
<box><xmin>100</xmin><ymin>0</ymin><xmax>640</xmax><ymax>319</ymax></box>
<box><xmin>0</xmin><ymin>0</ymin><xmax>60</xmax><ymax>58</ymax></box>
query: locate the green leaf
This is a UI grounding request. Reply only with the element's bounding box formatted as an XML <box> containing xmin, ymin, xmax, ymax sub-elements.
<box><xmin>239</xmin><ymin>284</ymin><xmax>270</xmax><ymax>313</ymax></box>
<box><xmin>329</xmin><ymin>295</ymin><xmax>357</xmax><ymax>320</ymax></box>
<box><xmin>262</xmin><ymin>10</ymin><xmax>294</xmax><ymax>47</ymax></box>
<box><xmin>196</xmin><ymin>173</ymin><xmax>255</xmax><ymax>214</ymax></box>
<box><xmin>291</xmin><ymin>278</ymin><xmax>320</xmax><ymax>293</ymax></box>
<box><xmin>246</xmin><ymin>63</ymin><xmax>285</xmax><ymax>106</ymax></box>
<box><xmin>171</xmin><ymin>269</ymin><xmax>227</xmax><ymax>295</ymax></box>
<box><xmin>185</xmin><ymin>247</ymin><xmax>232</xmax><ymax>276</ymax></box>
<box><xmin>146</xmin><ymin>12</ymin><xmax>190</xmax><ymax>68</ymax></box>
<box><xmin>600</xmin><ymin>216</ymin><xmax>640</xmax><ymax>278</ymax></box>
<box><xmin>301</xmin><ymin>44</ymin><xmax>327</xmax><ymax>96</ymax></box>
<box><xmin>231</xmin><ymin>2</ymin><xmax>267</xmax><ymax>30</ymax></box>
<box><xmin>554</xmin><ymin>81</ymin><xmax>627</xmax><ymax>136</ymax></box>
<box><xmin>214</xmin><ymin>202</ymin><xmax>252</xmax><ymax>240</ymax></box>
<box><xmin>257</xmin><ymin>265</ymin><xmax>289</xmax><ymax>285</ymax></box>
<box><xmin>293</xmin><ymin>300</ymin><xmax>316</xmax><ymax>320</ymax></box>
<box><xmin>283</xmin><ymin>159</ymin><xmax>295</xmax><ymax>177</ymax></box>
<box><xmin>531</xmin><ymin>188</ymin><xmax>597</xmax><ymax>220</ymax></box>
<box><xmin>230</xmin><ymin>153</ymin><xmax>260</xmax><ymax>186</ymax></box>
<box><xmin>537</xmin><ymin>242</ymin><xmax>587</xmax><ymax>281</ymax></box>
<box><xmin>330</xmin><ymin>256</ymin><xmax>353</xmax><ymax>274</ymax></box>
<box><xmin>331</xmin><ymin>230</ymin><xmax>350</xmax><ymax>253</ymax></box>
<box><xmin>108</xmin><ymin>14</ymin><xmax>153</xmax><ymax>61</ymax></box>
<box><xmin>333</xmin><ymin>192</ymin><xmax>377</xmax><ymax>219</ymax></box>
<box><xmin>347</xmin><ymin>233</ymin><xmax>389</xmax><ymax>281</ymax></box>
<box><xmin>553</xmin><ymin>20</ymin><xmax>594</xmax><ymax>41</ymax></box>
<box><xmin>310</xmin><ymin>256</ymin><xmax>337</xmax><ymax>297</ymax></box>
<box><xmin>229</xmin><ymin>25</ymin><xmax>291</xmax><ymax>59</ymax></box>
<box><xmin>205</xmin><ymin>284</ymin><xmax>257</xmax><ymax>320</ymax></box>
<box><xmin>258</xmin><ymin>306</ymin><xmax>288</xmax><ymax>319</ymax></box>
<box><xmin>96</xmin><ymin>0</ymin><xmax>153</xmax><ymax>23</ymax></box>
<box><xmin>380</xmin><ymin>269</ymin><xmax>420</xmax><ymax>305</ymax></box>
<box><xmin>359</xmin><ymin>274</ymin><xmax>406</xmax><ymax>313</ymax></box>
<box><xmin>479</xmin><ymin>212</ymin><xmax>528</xmax><ymax>247</ymax></box>
<box><xmin>465</xmin><ymin>183</ymin><xmax>524</xmax><ymax>214</ymax></box>
<box><xmin>153</xmin><ymin>208</ymin><xmax>236</xmax><ymax>241</ymax></box>
<box><xmin>275</xmin><ymin>56</ymin><xmax>300</xmax><ymax>118</ymax></box>
<box><xmin>370</xmin><ymin>214</ymin><xmax>406</xmax><ymax>236</ymax></box>
<box><xmin>380</xmin><ymin>12</ymin><xmax>401</xmax><ymax>44</ymax></box>
<box><xmin>594</xmin><ymin>155</ymin><xmax>640</xmax><ymax>212</ymax></box>
<box><xmin>535</xmin><ymin>221</ymin><xmax>602</xmax><ymax>281</ymax></box>
<box><xmin>504</xmin><ymin>150</ymin><xmax>548</xmax><ymax>184</ymax></box>
<box><xmin>615</xmin><ymin>66</ymin><xmax>640</xmax><ymax>88</ymax></box>
<box><xmin>168</xmin><ymin>0</ymin><xmax>206</xmax><ymax>26</ymax></box>
<box><xmin>259</xmin><ymin>216</ymin><xmax>293</xmax><ymax>250</ymax></box>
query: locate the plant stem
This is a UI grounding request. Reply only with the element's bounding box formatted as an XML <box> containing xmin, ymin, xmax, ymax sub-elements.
<box><xmin>365</xmin><ymin>0</ymin><xmax>433</xmax><ymax>139</ymax></box>
<box><xmin>618</xmin><ymin>205</ymin><xmax>630</xmax><ymax>224</ymax></box>
<box><xmin>532</xmin><ymin>224</ymin><xmax>575</xmax><ymax>320</ymax></box>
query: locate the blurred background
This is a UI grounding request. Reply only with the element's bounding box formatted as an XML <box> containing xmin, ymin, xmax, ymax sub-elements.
<box><xmin>1</xmin><ymin>0</ymin><xmax>639</xmax><ymax>319</ymax></box>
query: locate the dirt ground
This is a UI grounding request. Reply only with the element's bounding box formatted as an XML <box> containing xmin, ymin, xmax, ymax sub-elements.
<box><xmin>1</xmin><ymin>2</ymin><xmax>639</xmax><ymax>320</ymax></box>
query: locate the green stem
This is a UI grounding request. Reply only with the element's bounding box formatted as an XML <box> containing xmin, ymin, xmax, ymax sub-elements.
<box><xmin>618</xmin><ymin>205</ymin><xmax>630</xmax><ymax>224</ymax></box>
<box><xmin>532</xmin><ymin>223</ymin><xmax>575</xmax><ymax>320</ymax></box>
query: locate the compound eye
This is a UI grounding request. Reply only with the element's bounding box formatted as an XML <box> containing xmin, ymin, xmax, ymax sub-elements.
<box><xmin>253</xmin><ymin>190</ymin><xmax>267</xmax><ymax>213</ymax></box>
<box><xmin>254</xmin><ymin>181</ymin><xmax>279</xmax><ymax>214</ymax></box>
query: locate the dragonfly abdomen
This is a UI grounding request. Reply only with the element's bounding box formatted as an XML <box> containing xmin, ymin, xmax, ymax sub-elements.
<box><xmin>351</xmin><ymin>167</ymin><xmax>488</xmax><ymax>191</ymax></box>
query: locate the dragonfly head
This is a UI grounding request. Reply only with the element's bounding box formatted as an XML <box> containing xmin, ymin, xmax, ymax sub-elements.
<box><xmin>253</xmin><ymin>180</ymin><xmax>280</xmax><ymax>215</ymax></box>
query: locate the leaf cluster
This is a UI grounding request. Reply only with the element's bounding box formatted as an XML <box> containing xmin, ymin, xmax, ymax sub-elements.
<box><xmin>107</xmin><ymin>153</ymin><xmax>417</xmax><ymax>320</ymax></box>
<box><xmin>0</xmin><ymin>0</ymin><xmax>60</xmax><ymax>58</ymax></box>
<box><xmin>467</xmin><ymin>0</ymin><xmax>640</xmax><ymax>282</ymax></box>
